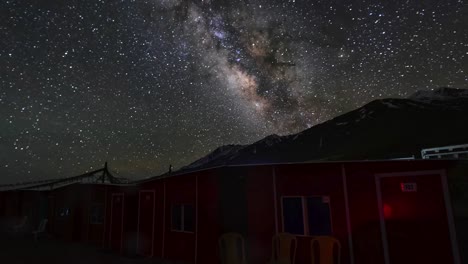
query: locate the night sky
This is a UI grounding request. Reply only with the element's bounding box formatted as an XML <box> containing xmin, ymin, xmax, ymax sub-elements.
<box><xmin>1</xmin><ymin>0</ymin><xmax>467</xmax><ymax>183</ymax></box>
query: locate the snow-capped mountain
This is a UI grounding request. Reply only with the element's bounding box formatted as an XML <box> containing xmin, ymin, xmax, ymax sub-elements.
<box><xmin>180</xmin><ymin>87</ymin><xmax>468</xmax><ymax>172</ymax></box>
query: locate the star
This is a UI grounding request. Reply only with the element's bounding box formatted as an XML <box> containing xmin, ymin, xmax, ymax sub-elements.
<box><xmin>0</xmin><ymin>0</ymin><xmax>466</xmax><ymax>182</ymax></box>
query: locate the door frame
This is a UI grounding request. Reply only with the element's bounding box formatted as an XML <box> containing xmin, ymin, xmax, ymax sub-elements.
<box><xmin>137</xmin><ymin>190</ymin><xmax>156</xmax><ymax>257</ymax></box>
<box><xmin>374</xmin><ymin>170</ymin><xmax>460</xmax><ymax>264</ymax></box>
<box><xmin>110</xmin><ymin>193</ymin><xmax>125</xmax><ymax>254</ymax></box>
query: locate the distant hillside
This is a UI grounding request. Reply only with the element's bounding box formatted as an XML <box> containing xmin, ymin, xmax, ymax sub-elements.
<box><xmin>181</xmin><ymin>87</ymin><xmax>468</xmax><ymax>172</ymax></box>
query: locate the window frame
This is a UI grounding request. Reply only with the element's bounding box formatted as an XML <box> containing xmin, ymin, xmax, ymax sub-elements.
<box><xmin>281</xmin><ymin>195</ymin><xmax>333</xmax><ymax>237</ymax></box>
<box><xmin>56</xmin><ymin>206</ymin><xmax>71</xmax><ymax>220</ymax></box>
<box><xmin>170</xmin><ymin>204</ymin><xmax>195</xmax><ymax>233</ymax></box>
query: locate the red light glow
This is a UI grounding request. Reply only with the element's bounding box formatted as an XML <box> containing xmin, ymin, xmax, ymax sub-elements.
<box><xmin>383</xmin><ymin>203</ymin><xmax>393</xmax><ymax>218</ymax></box>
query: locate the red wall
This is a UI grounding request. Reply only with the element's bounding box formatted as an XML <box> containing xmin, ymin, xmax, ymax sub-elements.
<box><xmin>163</xmin><ymin>173</ymin><xmax>197</xmax><ymax>262</ymax></box>
<box><xmin>136</xmin><ymin>169</ymin><xmax>221</xmax><ymax>264</ymax></box>
<box><xmin>0</xmin><ymin>160</ymin><xmax>458</xmax><ymax>264</ymax></box>
<box><xmin>49</xmin><ymin>184</ymin><xmax>107</xmax><ymax>244</ymax></box>
<box><xmin>246</xmin><ymin>166</ymin><xmax>276</xmax><ymax>264</ymax></box>
<box><xmin>50</xmin><ymin>185</ymin><xmax>80</xmax><ymax>241</ymax></box>
<box><xmin>123</xmin><ymin>191</ymin><xmax>139</xmax><ymax>256</ymax></box>
<box><xmin>244</xmin><ymin>161</ymin><xmax>454</xmax><ymax>264</ymax></box>
<box><xmin>85</xmin><ymin>185</ymin><xmax>106</xmax><ymax>246</ymax></box>
<box><xmin>103</xmin><ymin>185</ymin><xmax>139</xmax><ymax>255</ymax></box>
<box><xmin>0</xmin><ymin>191</ymin><xmax>46</xmax><ymax>232</ymax></box>
<box><xmin>3</xmin><ymin>191</ymin><xmax>21</xmax><ymax>217</ymax></box>
<box><xmin>147</xmin><ymin>181</ymin><xmax>166</xmax><ymax>258</ymax></box>
<box><xmin>344</xmin><ymin>160</ymin><xmax>453</xmax><ymax>264</ymax></box>
<box><xmin>276</xmin><ymin>163</ymin><xmax>348</xmax><ymax>264</ymax></box>
<box><xmin>0</xmin><ymin>192</ymin><xmax>4</xmax><ymax>217</ymax></box>
<box><xmin>195</xmin><ymin>170</ymin><xmax>220</xmax><ymax>264</ymax></box>
<box><xmin>244</xmin><ymin>163</ymin><xmax>349</xmax><ymax>264</ymax></box>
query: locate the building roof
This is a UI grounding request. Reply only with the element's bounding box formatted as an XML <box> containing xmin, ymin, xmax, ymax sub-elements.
<box><xmin>0</xmin><ymin>162</ymin><xmax>129</xmax><ymax>191</ymax></box>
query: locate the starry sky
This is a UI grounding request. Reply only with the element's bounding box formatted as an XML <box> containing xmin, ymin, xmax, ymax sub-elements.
<box><xmin>1</xmin><ymin>0</ymin><xmax>467</xmax><ymax>183</ymax></box>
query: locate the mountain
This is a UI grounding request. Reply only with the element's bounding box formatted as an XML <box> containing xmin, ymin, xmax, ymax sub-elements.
<box><xmin>182</xmin><ymin>144</ymin><xmax>244</xmax><ymax>170</ymax></box>
<box><xmin>180</xmin><ymin>87</ymin><xmax>468</xmax><ymax>172</ymax></box>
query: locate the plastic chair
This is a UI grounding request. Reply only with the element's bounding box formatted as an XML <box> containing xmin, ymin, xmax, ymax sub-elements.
<box><xmin>310</xmin><ymin>236</ymin><xmax>341</xmax><ymax>264</ymax></box>
<box><xmin>270</xmin><ymin>233</ymin><xmax>297</xmax><ymax>264</ymax></box>
<box><xmin>32</xmin><ymin>219</ymin><xmax>48</xmax><ymax>241</ymax></box>
<box><xmin>219</xmin><ymin>232</ymin><xmax>247</xmax><ymax>264</ymax></box>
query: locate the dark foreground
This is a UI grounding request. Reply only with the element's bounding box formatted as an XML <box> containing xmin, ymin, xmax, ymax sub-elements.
<box><xmin>0</xmin><ymin>235</ymin><xmax>166</xmax><ymax>264</ymax></box>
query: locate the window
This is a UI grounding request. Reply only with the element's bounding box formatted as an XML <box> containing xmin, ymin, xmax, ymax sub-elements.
<box><xmin>56</xmin><ymin>207</ymin><xmax>71</xmax><ymax>218</ymax></box>
<box><xmin>282</xmin><ymin>196</ymin><xmax>332</xmax><ymax>236</ymax></box>
<box><xmin>89</xmin><ymin>204</ymin><xmax>104</xmax><ymax>224</ymax></box>
<box><xmin>171</xmin><ymin>204</ymin><xmax>195</xmax><ymax>232</ymax></box>
<box><xmin>283</xmin><ymin>197</ymin><xmax>304</xmax><ymax>235</ymax></box>
<box><xmin>306</xmin><ymin>197</ymin><xmax>332</xmax><ymax>236</ymax></box>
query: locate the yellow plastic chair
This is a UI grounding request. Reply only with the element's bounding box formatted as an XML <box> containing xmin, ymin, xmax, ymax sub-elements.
<box><xmin>310</xmin><ymin>236</ymin><xmax>341</xmax><ymax>264</ymax></box>
<box><xmin>219</xmin><ymin>232</ymin><xmax>247</xmax><ymax>264</ymax></box>
<box><xmin>270</xmin><ymin>233</ymin><xmax>297</xmax><ymax>264</ymax></box>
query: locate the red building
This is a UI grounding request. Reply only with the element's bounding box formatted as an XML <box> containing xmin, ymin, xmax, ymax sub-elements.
<box><xmin>0</xmin><ymin>164</ymin><xmax>128</xmax><ymax>246</ymax></box>
<box><xmin>112</xmin><ymin>160</ymin><xmax>465</xmax><ymax>264</ymax></box>
<box><xmin>1</xmin><ymin>160</ymin><xmax>466</xmax><ymax>264</ymax></box>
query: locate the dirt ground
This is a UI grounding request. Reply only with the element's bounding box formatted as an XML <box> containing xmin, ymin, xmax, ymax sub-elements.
<box><xmin>0</xmin><ymin>234</ymin><xmax>168</xmax><ymax>264</ymax></box>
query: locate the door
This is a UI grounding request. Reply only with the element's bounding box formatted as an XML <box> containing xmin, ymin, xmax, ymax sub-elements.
<box><xmin>378</xmin><ymin>173</ymin><xmax>454</xmax><ymax>264</ymax></box>
<box><xmin>137</xmin><ymin>190</ymin><xmax>155</xmax><ymax>257</ymax></box>
<box><xmin>110</xmin><ymin>193</ymin><xmax>124</xmax><ymax>253</ymax></box>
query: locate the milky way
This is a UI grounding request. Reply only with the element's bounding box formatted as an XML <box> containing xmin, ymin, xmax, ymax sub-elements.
<box><xmin>0</xmin><ymin>0</ymin><xmax>467</xmax><ymax>182</ymax></box>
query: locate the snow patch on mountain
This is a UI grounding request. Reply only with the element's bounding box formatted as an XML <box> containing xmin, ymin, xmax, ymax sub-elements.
<box><xmin>183</xmin><ymin>144</ymin><xmax>244</xmax><ymax>170</ymax></box>
<box><xmin>254</xmin><ymin>134</ymin><xmax>284</xmax><ymax>147</ymax></box>
<box><xmin>409</xmin><ymin>87</ymin><xmax>468</xmax><ymax>103</ymax></box>
<box><xmin>381</xmin><ymin>101</ymin><xmax>401</xmax><ymax>109</ymax></box>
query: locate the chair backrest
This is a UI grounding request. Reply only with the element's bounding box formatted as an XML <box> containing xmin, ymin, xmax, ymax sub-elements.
<box><xmin>310</xmin><ymin>236</ymin><xmax>341</xmax><ymax>264</ymax></box>
<box><xmin>271</xmin><ymin>233</ymin><xmax>297</xmax><ymax>264</ymax></box>
<box><xmin>219</xmin><ymin>233</ymin><xmax>247</xmax><ymax>264</ymax></box>
<box><xmin>37</xmin><ymin>219</ymin><xmax>48</xmax><ymax>232</ymax></box>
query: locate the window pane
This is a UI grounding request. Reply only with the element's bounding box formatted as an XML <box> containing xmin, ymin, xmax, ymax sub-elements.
<box><xmin>283</xmin><ymin>197</ymin><xmax>304</xmax><ymax>235</ymax></box>
<box><xmin>306</xmin><ymin>197</ymin><xmax>332</xmax><ymax>236</ymax></box>
<box><xmin>184</xmin><ymin>205</ymin><xmax>194</xmax><ymax>232</ymax></box>
<box><xmin>56</xmin><ymin>207</ymin><xmax>71</xmax><ymax>218</ymax></box>
<box><xmin>90</xmin><ymin>204</ymin><xmax>104</xmax><ymax>224</ymax></box>
<box><xmin>172</xmin><ymin>205</ymin><xmax>182</xmax><ymax>231</ymax></box>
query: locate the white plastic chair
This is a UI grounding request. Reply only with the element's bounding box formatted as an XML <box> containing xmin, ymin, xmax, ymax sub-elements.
<box><xmin>32</xmin><ymin>219</ymin><xmax>48</xmax><ymax>240</ymax></box>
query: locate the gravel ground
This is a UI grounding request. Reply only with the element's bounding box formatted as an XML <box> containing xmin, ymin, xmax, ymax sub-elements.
<box><xmin>0</xmin><ymin>233</ymin><xmax>168</xmax><ymax>264</ymax></box>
